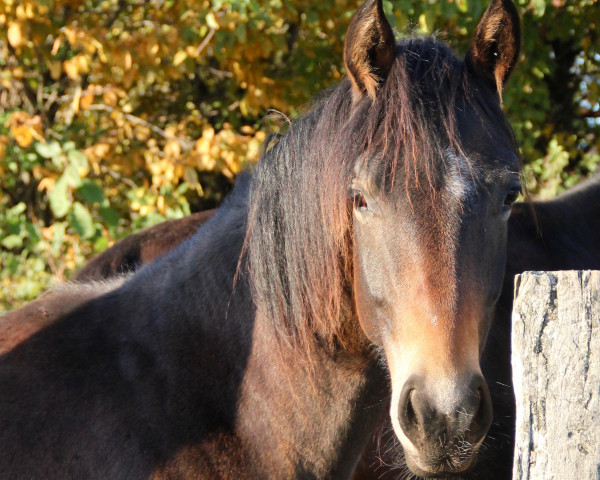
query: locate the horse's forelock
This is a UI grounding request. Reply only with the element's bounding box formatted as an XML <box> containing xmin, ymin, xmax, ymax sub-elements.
<box><xmin>247</xmin><ymin>36</ymin><xmax>472</xmax><ymax>356</ymax></box>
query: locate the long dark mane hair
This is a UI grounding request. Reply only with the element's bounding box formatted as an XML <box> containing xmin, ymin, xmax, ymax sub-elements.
<box><xmin>247</xmin><ymin>37</ymin><xmax>482</xmax><ymax>353</ymax></box>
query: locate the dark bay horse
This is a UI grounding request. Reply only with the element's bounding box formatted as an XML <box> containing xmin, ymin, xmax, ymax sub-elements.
<box><xmin>0</xmin><ymin>0</ymin><xmax>521</xmax><ymax>478</ymax></box>
<box><xmin>69</xmin><ymin>174</ymin><xmax>600</xmax><ymax>480</ymax></box>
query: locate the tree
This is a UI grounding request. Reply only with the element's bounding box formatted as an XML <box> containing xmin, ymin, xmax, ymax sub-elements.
<box><xmin>0</xmin><ymin>0</ymin><xmax>598</xmax><ymax>310</ymax></box>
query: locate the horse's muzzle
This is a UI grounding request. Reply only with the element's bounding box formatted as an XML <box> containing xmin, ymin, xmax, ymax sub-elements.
<box><xmin>397</xmin><ymin>373</ymin><xmax>493</xmax><ymax>476</ymax></box>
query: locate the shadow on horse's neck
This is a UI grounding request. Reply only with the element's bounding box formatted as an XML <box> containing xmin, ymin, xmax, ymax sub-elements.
<box><xmin>119</xmin><ymin>175</ymin><xmax>389</xmax><ymax>478</ymax></box>
<box><xmin>237</xmin><ymin>319</ymin><xmax>388</xmax><ymax>478</ymax></box>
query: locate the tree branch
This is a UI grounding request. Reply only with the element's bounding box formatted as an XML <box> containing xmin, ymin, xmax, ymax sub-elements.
<box><xmin>87</xmin><ymin>104</ymin><xmax>194</xmax><ymax>150</ymax></box>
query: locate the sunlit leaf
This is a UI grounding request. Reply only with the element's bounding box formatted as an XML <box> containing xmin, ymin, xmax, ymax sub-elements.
<box><xmin>1</xmin><ymin>235</ymin><xmax>23</xmax><ymax>250</ymax></box>
<box><xmin>67</xmin><ymin>149</ymin><xmax>88</xmax><ymax>169</ymax></box>
<box><xmin>35</xmin><ymin>141</ymin><xmax>62</xmax><ymax>159</ymax></box>
<box><xmin>205</xmin><ymin>12</ymin><xmax>219</xmax><ymax>30</ymax></box>
<box><xmin>8</xmin><ymin>202</ymin><xmax>27</xmax><ymax>217</ymax></box>
<box><xmin>49</xmin><ymin>176</ymin><xmax>70</xmax><ymax>218</ymax></box>
<box><xmin>173</xmin><ymin>50</ymin><xmax>188</xmax><ymax>66</ymax></box>
<box><xmin>63</xmin><ymin>165</ymin><xmax>82</xmax><ymax>187</ymax></box>
<box><xmin>68</xmin><ymin>202</ymin><xmax>95</xmax><ymax>239</ymax></box>
<box><xmin>456</xmin><ymin>0</ymin><xmax>469</xmax><ymax>13</ymax></box>
<box><xmin>7</xmin><ymin>22</ymin><xmax>23</xmax><ymax>48</ymax></box>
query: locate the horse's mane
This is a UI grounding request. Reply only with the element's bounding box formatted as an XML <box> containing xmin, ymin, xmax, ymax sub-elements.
<box><xmin>247</xmin><ymin>35</ymin><xmax>486</xmax><ymax>354</ymax></box>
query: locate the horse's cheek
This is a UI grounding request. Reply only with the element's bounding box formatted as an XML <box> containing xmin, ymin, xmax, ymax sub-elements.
<box><xmin>352</xmin><ymin>258</ymin><xmax>390</xmax><ymax>346</ymax></box>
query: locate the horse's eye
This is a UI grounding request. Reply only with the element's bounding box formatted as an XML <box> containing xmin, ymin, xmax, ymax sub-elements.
<box><xmin>503</xmin><ymin>189</ymin><xmax>520</xmax><ymax>207</ymax></box>
<box><xmin>352</xmin><ymin>190</ymin><xmax>368</xmax><ymax>210</ymax></box>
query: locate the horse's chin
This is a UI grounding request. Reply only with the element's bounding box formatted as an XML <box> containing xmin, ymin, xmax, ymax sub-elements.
<box><xmin>403</xmin><ymin>449</ymin><xmax>478</xmax><ymax>479</ymax></box>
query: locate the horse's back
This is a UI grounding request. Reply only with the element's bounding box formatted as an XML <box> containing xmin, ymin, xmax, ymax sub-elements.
<box><xmin>0</xmin><ymin>178</ymin><xmax>255</xmax><ymax>479</ymax></box>
<box><xmin>0</xmin><ymin>287</ymin><xmax>252</xmax><ymax>480</ymax></box>
<box><xmin>0</xmin><ymin>286</ymin><xmax>160</xmax><ymax>478</ymax></box>
<box><xmin>75</xmin><ymin>210</ymin><xmax>215</xmax><ymax>282</ymax></box>
<box><xmin>0</xmin><ymin>280</ymin><xmax>124</xmax><ymax>355</ymax></box>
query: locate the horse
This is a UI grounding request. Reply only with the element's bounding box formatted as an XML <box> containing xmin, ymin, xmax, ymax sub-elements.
<box><xmin>66</xmin><ymin>173</ymin><xmax>600</xmax><ymax>480</ymax></box>
<box><xmin>12</xmin><ymin>178</ymin><xmax>596</xmax><ymax>480</ymax></box>
<box><xmin>16</xmin><ymin>177</ymin><xmax>600</xmax><ymax>480</ymax></box>
<box><xmin>0</xmin><ymin>0</ymin><xmax>521</xmax><ymax>478</ymax></box>
<box><xmin>75</xmin><ymin>210</ymin><xmax>215</xmax><ymax>281</ymax></box>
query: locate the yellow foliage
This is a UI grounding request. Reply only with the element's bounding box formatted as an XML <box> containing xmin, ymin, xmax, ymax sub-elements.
<box><xmin>7</xmin><ymin>21</ymin><xmax>23</xmax><ymax>48</ymax></box>
<box><xmin>63</xmin><ymin>54</ymin><xmax>89</xmax><ymax>81</ymax></box>
<box><xmin>49</xmin><ymin>61</ymin><xmax>62</xmax><ymax>80</ymax></box>
<box><xmin>41</xmin><ymin>225</ymin><xmax>55</xmax><ymax>241</ymax></box>
<box><xmin>173</xmin><ymin>50</ymin><xmax>187</xmax><ymax>66</ymax></box>
<box><xmin>0</xmin><ymin>135</ymin><xmax>7</xmax><ymax>160</ymax></box>
<box><xmin>37</xmin><ymin>177</ymin><xmax>55</xmax><ymax>192</ymax></box>
<box><xmin>164</xmin><ymin>139</ymin><xmax>182</xmax><ymax>159</ymax></box>
<box><xmin>5</xmin><ymin>112</ymin><xmax>44</xmax><ymax>147</ymax></box>
<box><xmin>103</xmin><ymin>90</ymin><xmax>118</xmax><ymax>107</ymax></box>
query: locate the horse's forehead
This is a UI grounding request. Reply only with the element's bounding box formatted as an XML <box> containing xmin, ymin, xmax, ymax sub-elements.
<box><xmin>443</xmin><ymin>151</ymin><xmax>480</xmax><ymax>203</ymax></box>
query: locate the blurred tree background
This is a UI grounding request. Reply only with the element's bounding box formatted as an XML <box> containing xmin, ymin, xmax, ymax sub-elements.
<box><xmin>0</xmin><ymin>0</ymin><xmax>598</xmax><ymax>311</ymax></box>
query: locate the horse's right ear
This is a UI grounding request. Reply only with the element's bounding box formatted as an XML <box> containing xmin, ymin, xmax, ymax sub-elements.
<box><xmin>344</xmin><ymin>0</ymin><xmax>396</xmax><ymax>102</ymax></box>
<box><xmin>465</xmin><ymin>0</ymin><xmax>520</xmax><ymax>95</ymax></box>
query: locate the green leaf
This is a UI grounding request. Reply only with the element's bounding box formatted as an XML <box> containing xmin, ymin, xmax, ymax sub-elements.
<box><xmin>235</xmin><ymin>23</ymin><xmax>247</xmax><ymax>42</ymax></box>
<box><xmin>93</xmin><ymin>236</ymin><xmax>110</xmax><ymax>253</ymax></box>
<box><xmin>1</xmin><ymin>234</ymin><xmax>23</xmax><ymax>250</ymax></box>
<box><xmin>99</xmin><ymin>206</ymin><xmax>120</xmax><ymax>227</ymax></box>
<box><xmin>51</xmin><ymin>222</ymin><xmax>66</xmax><ymax>257</ymax></box>
<box><xmin>63</xmin><ymin>165</ymin><xmax>82</xmax><ymax>188</ymax></box>
<box><xmin>137</xmin><ymin>211</ymin><xmax>165</xmax><ymax>229</ymax></box>
<box><xmin>7</xmin><ymin>202</ymin><xmax>26</xmax><ymax>217</ymax></box>
<box><xmin>456</xmin><ymin>0</ymin><xmax>468</xmax><ymax>14</ymax></box>
<box><xmin>24</xmin><ymin>223</ymin><xmax>41</xmax><ymax>245</ymax></box>
<box><xmin>34</xmin><ymin>141</ymin><xmax>62</xmax><ymax>159</ymax></box>
<box><xmin>77</xmin><ymin>180</ymin><xmax>105</xmax><ymax>204</ymax></box>
<box><xmin>49</xmin><ymin>176</ymin><xmax>71</xmax><ymax>218</ymax></box>
<box><xmin>68</xmin><ymin>202</ymin><xmax>95</xmax><ymax>239</ymax></box>
<box><xmin>67</xmin><ymin>149</ymin><xmax>88</xmax><ymax>170</ymax></box>
<box><xmin>532</xmin><ymin>0</ymin><xmax>546</xmax><ymax>17</ymax></box>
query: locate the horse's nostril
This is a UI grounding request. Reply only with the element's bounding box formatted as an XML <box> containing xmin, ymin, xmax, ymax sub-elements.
<box><xmin>472</xmin><ymin>384</ymin><xmax>493</xmax><ymax>440</ymax></box>
<box><xmin>399</xmin><ymin>378</ymin><xmax>422</xmax><ymax>443</ymax></box>
<box><xmin>405</xmin><ymin>389</ymin><xmax>417</xmax><ymax>426</ymax></box>
<box><xmin>475</xmin><ymin>388</ymin><xmax>485</xmax><ymax>422</ymax></box>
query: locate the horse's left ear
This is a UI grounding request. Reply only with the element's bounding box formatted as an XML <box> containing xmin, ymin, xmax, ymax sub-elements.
<box><xmin>465</xmin><ymin>0</ymin><xmax>520</xmax><ymax>94</ymax></box>
<box><xmin>344</xmin><ymin>0</ymin><xmax>396</xmax><ymax>101</ymax></box>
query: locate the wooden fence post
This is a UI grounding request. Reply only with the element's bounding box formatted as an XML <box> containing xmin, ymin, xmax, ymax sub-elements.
<box><xmin>512</xmin><ymin>271</ymin><xmax>600</xmax><ymax>479</ymax></box>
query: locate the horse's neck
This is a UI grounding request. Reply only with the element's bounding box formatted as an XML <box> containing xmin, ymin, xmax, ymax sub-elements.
<box><xmin>236</xmin><ymin>319</ymin><xmax>388</xmax><ymax>478</ymax></box>
<box><xmin>129</xmin><ymin>198</ymin><xmax>388</xmax><ymax>478</ymax></box>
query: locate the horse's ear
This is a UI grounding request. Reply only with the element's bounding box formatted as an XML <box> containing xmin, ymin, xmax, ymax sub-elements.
<box><xmin>465</xmin><ymin>0</ymin><xmax>520</xmax><ymax>94</ymax></box>
<box><xmin>344</xmin><ymin>0</ymin><xmax>396</xmax><ymax>101</ymax></box>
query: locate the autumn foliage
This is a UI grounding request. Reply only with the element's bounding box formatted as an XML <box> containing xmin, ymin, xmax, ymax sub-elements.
<box><xmin>0</xmin><ymin>0</ymin><xmax>598</xmax><ymax>310</ymax></box>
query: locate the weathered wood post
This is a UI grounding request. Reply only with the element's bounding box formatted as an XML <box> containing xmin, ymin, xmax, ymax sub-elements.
<box><xmin>512</xmin><ymin>271</ymin><xmax>600</xmax><ymax>479</ymax></box>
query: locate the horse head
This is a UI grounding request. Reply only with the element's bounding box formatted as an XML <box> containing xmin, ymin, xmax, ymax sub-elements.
<box><xmin>345</xmin><ymin>0</ymin><xmax>521</xmax><ymax>476</ymax></box>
